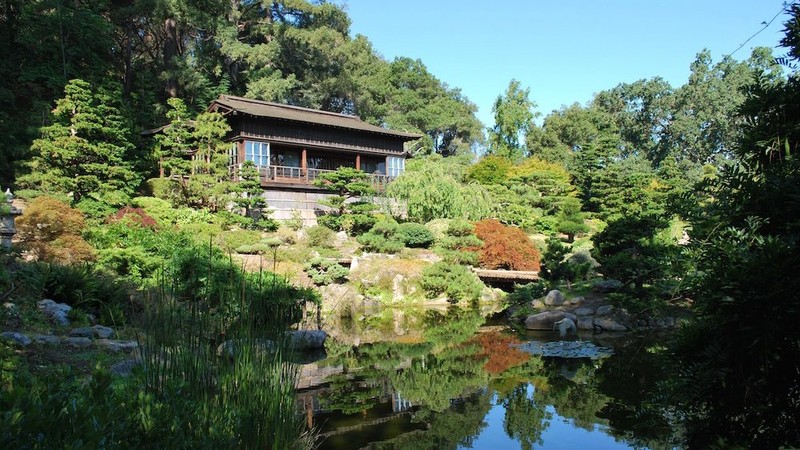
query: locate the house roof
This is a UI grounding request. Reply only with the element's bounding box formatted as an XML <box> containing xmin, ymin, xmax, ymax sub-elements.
<box><xmin>209</xmin><ymin>95</ymin><xmax>422</xmax><ymax>141</ymax></box>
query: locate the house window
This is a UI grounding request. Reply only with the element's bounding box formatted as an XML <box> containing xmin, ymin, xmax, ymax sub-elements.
<box><xmin>229</xmin><ymin>143</ymin><xmax>238</xmax><ymax>166</ymax></box>
<box><xmin>245</xmin><ymin>141</ymin><xmax>270</xmax><ymax>167</ymax></box>
<box><xmin>362</xmin><ymin>156</ymin><xmax>386</xmax><ymax>175</ymax></box>
<box><xmin>387</xmin><ymin>156</ymin><xmax>405</xmax><ymax>177</ymax></box>
<box><xmin>270</xmin><ymin>149</ymin><xmax>301</xmax><ymax>167</ymax></box>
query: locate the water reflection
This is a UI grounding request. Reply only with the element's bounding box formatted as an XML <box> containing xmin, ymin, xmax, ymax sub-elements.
<box><xmin>300</xmin><ymin>306</ymin><xmax>682</xmax><ymax>449</ymax></box>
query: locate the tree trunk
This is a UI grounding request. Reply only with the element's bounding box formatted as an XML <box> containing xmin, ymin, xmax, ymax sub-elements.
<box><xmin>164</xmin><ymin>18</ymin><xmax>179</xmax><ymax>97</ymax></box>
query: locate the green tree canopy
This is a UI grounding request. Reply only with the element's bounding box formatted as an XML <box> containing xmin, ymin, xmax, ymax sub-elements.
<box><xmin>488</xmin><ymin>79</ymin><xmax>537</xmax><ymax>160</ymax></box>
<box><xmin>17</xmin><ymin>79</ymin><xmax>140</xmax><ymax>207</ymax></box>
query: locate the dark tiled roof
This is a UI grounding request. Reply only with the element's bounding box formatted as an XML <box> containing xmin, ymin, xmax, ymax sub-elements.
<box><xmin>210</xmin><ymin>95</ymin><xmax>422</xmax><ymax>141</ymax></box>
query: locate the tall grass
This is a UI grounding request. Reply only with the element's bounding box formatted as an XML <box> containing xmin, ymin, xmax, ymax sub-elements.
<box><xmin>137</xmin><ymin>248</ymin><xmax>316</xmax><ymax>449</ymax></box>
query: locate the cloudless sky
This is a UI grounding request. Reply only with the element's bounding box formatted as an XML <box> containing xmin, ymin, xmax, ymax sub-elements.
<box><xmin>341</xmin><ymin>0</ymin><xmax>792</xmax><ymax>127</ymax></box>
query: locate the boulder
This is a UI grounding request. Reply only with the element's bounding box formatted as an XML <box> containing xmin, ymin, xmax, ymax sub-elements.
<box><xmin>92</xmin><ymin>325</ymin><xmax>115</xmax><ymax>339</ymax></box>
<box><xmin>573</xmin><ymin>307</ymin><xmax>595</xmax><ymax>317</ymax></box>
<box><xmin>577</xmin><ymin>317</ymin><xmax>595</xmax><ymax>330</ymax></box>
<box><xmin>216</xmin><ymin>338</ymin><xmax>276</xmax><ymax>359</ymax></box>
<box><xmin>543</xmin><ymin>290</ymin><xmax>565</xmax><ymax>306</ymax></box>
<box><xmin>662</xmin><ymin>317</ymin><xmax>676</xmax><ymax>328</ymax></box>
<box><xmin>37</xmin><ymin>299</ymin><xmax>72</xmax><ymax>326</ymax></box>
<box><xmin>592</xmin><ymin>279</ymin><xmax>623</xmax><ymax>293</ymax></box>
<box><xmin>96</xmin><ymin>339</ymin><xmax>139</xmax><ymax>353</ymax></box>
<box><xmin>63</xmin><ymin>337</ymin><xmax>93</xmax><ymax>348</ymax></box>
<box><xmin>288</xmin><ymin>330</ymin><xmax>327</xmax><ymax>351</ymax></box>
<box><xmin>392</xmin><ymin>273</ymin><xmax>406</xmax><ymax>301</ymax></box>
<box><xmin>530</xmin><ymin>299</ymin><xmax>545</xmax><ymax>309</ymax></box>
<box><xmin>593</xmin><ymin>318</ymin><xmax>627</xmax><ymax>332</ymax></box>
<box><xmin>524</xmin><ymin>310</ymin><xmax>577</xmax><ymax>331</ymax></box>
<box><xmin>110</xmin><ymin>359</ymin><xmax>141</xmax><ymax>377</ymax></box>
<box><xmin>69</xmin><ymin>327</ymin><xmax>95</xmax><ymax>338</ymax></box>
<box><xmin>569</xmin><ymin>296</ymin><xmax>585</xmax><ymax>305</ymax></box>
<box><xmin>30</xmin><ymin>334</ymin><xmax>60</xmax><ymax>346</ymax></box>
<box><xmin>2</xmin><ymin>331</ymin><xmax>31</xmax><ymax>346</ymax></box>
<box><xmin>595</xmin><ymin>305</ymin><xmax>614</xmax><ymax>316</ymax></box>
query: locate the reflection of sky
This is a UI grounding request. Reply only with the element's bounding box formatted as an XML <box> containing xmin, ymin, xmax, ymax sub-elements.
<box><xmin>463</xmin><ymin>386</ymin><xmax>635</xmax><ymax>450</ymax></box>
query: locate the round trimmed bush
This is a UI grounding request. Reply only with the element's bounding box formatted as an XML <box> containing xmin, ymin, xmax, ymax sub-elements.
<box><xmin>397</xmin><ymin>222</ymin><xmax>435</xmax><ymax>248</ymax></box>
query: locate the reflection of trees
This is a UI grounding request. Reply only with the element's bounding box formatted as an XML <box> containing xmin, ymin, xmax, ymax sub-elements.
<box><xmin>593</xmin><ymin>341</ymin><xmax>683</xmax><ymax>449</ymax></box>
<box><xmin>370</xmin><ymin>390</ymin><xmax>493</xmax><ymax>450</ymax></box>
<box><xmin>318</xmin><ymin>372</ymin><xmax>385</xmax><ymax>415</ymax></box>
<box><xmin>390</xmin><ymin>344</ymin><xmax>486</xmax><ymax>412</ymax></box>
<box><xmin>422</xmin><ymin>307</ymin><xmax>484</xmax><ymax>347</ymax></box>
<box><xmin>502</xmin><ymin>384</ymin><xmax>551</xmax><ymax>450</ymax></box>
<box><xmin>539</xmin><ymin>360</ymin><xmax>609</xmax><ymax>431</ymax></box>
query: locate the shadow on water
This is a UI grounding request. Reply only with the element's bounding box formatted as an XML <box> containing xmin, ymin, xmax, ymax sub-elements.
<box><xmin>298</xmin><ymin>305</ymin><xmax>684</xmax><ymax>450</ymax></box>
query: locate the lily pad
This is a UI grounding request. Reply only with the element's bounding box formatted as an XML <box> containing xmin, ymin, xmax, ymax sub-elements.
<box><xmin>513</xmin><ymin>340</ymin><xmax>614</xmax><ymax>359</ymax></box>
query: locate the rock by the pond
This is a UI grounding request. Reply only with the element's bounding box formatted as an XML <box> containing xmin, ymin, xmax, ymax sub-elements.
<box><xmin>92</xmin><ymin>325</ymin><xmax>115</xmax><ymax>339</ymax></box>
<box><xmin>69</xmin><ymin>327</ymin><xmax>95</xmax><ymax>338</ymax></box>
<box><xmin>96</xmin><ymin>339</ymin><xmax>138</xmax><ymax>353</ymax></box>
<box><xmin>524</xmin><ymin>310</ymin><xmax>577</xmax><ymax>330</ymax></box>
<box><xmin>63</xmin><ymin>336</ymin><xmax>93</xmax><ymax>348</ymax></box>
<box><xmin>662</xmin><ymin>317</ymin><xmax>675</xmax><ymax>328</ymax></box>
<box><xmin>592</xmin><ymin>279</ymin><xmax>623</xmax><ymax>293</ymax></box>
<box><xmin>544</xmin><ymin>290</ymin><xmax>565</xmax><ymax>306</ymax></box>
<box><xmin>577</xmin><ymin>317</ymin><xmax>595</xmax><ymax>330</ymax></box>
<box><xmin>531</xmin><ymin>299</ymin><xmax>545</xmax><ymax>309</ymax></box>
<box><xmin>216</xmin><ymin>338</ymin><xmax>277</xmax><ymax>359</ymax></box>
<box><xmin>110</xmin><ymin>359</ymin><xmax>141</xmax><ymax>377</ymax></box>
<box><xmin>574</xmin><ymin>307</ymin><xmax>595</xmax><ymax>317</ymax></box>
<box><xmin>595</xmin><ymin>305</ymin><xmax>615</xmax><ymax>316</ymax></box>
<box><xmin>515</xmin><ymin>340</ymin><xmax>614</xmax><ymax>359</ymax></box>
<box><xmin>30</xmin><ymin>334</ymin><xmax>60</xmax><ymax>346</ymax></box>
<box><xmin>289</xmin><ymin>330</ymin><xmax>327</xmax><ymax>351</ymax></box>
<box><xmin>2</xmin><ymin>331</ymin><xmax>31</xmax><ymax>346</ymax></box>
<box><xmin>593</xmin><ymin>318</ymin><xmax>627</xmax><ymax>332</ymax></box>
<box><xmin>37</xmin><ymin>299</ymin><xmax>72</xmax><ymax>326</ymax></box>
<box><xmin>569</xmin><ymin>296</ymin><xmax>585</xmax><ymax>305</ymax></box>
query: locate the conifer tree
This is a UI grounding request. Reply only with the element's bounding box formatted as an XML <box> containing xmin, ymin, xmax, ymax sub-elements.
<box><xmin>17</xmin><ymin>79</ymin><xmax>139</xmax><ymax>206</ymax></box>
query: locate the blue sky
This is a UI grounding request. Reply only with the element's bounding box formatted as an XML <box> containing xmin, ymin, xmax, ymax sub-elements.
<box><xmin>342</xmin><ymin>0</ymin><xmax>792</xmax><ymax>127</ymax></box>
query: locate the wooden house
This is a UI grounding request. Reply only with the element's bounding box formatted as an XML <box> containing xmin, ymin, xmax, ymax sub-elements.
<box><xmin>207</xmin><ymin>95</ymin><xmax>421</xmax><ymax>222</ymax></box>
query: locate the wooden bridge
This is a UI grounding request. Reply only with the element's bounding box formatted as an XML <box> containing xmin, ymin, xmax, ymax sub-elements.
<box><xmin>472</xmin><ymin>268</ymin><xmax>540</xmax><ymax>283</ymax></box>
<box><xmin>325</xmin><ymin>259</ymin><xmax>539</xmax><ymax>284</ymax></box>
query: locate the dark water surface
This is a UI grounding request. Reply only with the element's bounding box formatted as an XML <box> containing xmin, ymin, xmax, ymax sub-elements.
<box><xmin>299</xmin><ymin>307</ymin><xmax>681</xmax><ymax>449</ymax></box>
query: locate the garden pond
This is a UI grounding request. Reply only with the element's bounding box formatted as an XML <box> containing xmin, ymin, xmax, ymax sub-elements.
<box><xmin>298</xmin><ymin>306</ymin><xmax>682</xmax><ymax>449</ymax></box>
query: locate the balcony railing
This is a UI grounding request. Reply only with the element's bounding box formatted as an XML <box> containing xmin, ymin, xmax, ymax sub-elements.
<box><xmin>229</xmin><ymin>164</ymin><xmax>394</xmax><ymax>191</ymax></box>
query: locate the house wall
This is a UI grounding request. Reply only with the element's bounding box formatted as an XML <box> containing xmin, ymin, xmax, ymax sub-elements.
<box><xmin>263</xmin><ymin>189</ymin><xmax>406</xmax><ymax>227</ymax></box>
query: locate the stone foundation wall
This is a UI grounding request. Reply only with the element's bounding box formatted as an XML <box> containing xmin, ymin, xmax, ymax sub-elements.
<box><xmin>262</xmin><ymin>189</ymin><xmax>406</xmax><ymax>226</ymax></box>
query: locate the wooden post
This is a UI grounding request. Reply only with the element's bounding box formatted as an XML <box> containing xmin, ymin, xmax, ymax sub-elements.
<box><xmin>301</xmin><ymin>148</ymin><xmax>308</xmax><ymax>181</ymax></box>
<box><xmin>356</xmin><ymin>154</ymin><xmax>361</xmax><ymax>170</ymax></box>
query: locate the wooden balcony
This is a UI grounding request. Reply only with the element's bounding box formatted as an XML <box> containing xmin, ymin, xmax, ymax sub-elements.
<box><xmin>229</xmin><ymin>164</ymin><xmax>394</xmax><ymax>191</ymax></box>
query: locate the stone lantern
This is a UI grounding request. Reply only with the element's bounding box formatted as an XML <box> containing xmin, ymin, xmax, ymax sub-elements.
<box><xmin>0</xmin><ymin>188</ymin><xmax>22</xmax><ymax>250</ymax></box>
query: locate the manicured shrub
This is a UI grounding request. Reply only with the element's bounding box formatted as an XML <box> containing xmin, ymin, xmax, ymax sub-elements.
<box><xmin>446</xmin><ymin>219</ymin><xmax>475</xmax><ymax>237</ymax></box>
<box><xmin>419</xmin><ymin>261</ymin><xmax>483</xmax><ymax>303</ymax></box>
<box><xmin>473</xmin><ymin>219</ymin><xmax>541</xmax><ymax>271</ymax></box>
<box><xmin>433</xmin><ymin>219</ymin><xmax>482</xmax><ymax>265</ymax></box>
<box><xmin>306</xmin><ymin>225</ymin><xmax>335</xmax><ymax>248</ymax></box>
<box><xmin>16</xmin><ymin>196</ymin><xmax>95</xmax><ymax>264</ymax></box>
<box><xmin>505</xmin><ymin>281</ymin><xmax>548</xmax><ymax>307</ymax></box>
<box><xmin>370</xmin><ymin>219</ymin><xmax>399</xmax><ymax>237</ymax></box>
<box><xmin>304</xmin><ymin>257</ymin><xmax>349</xmax><ymax>285</ymax></box>
<box><xmin>424</xmin><ymin>219</ymin><xmax>451</xmax><ymax>243</ymax></box>
<box><xmin>357</xmin><ymin>220</ymin><xmax>404</xmax><ymax>253</ymax></box>
<box><xmin>397</xmin><ymin>222</ymin><xmax>435</xmax><ymax>248</ymax></box>
<box><xmin>357</xmin><ymin>232</ymin><xmax>404</xmax><ymax>254</ymax></box>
